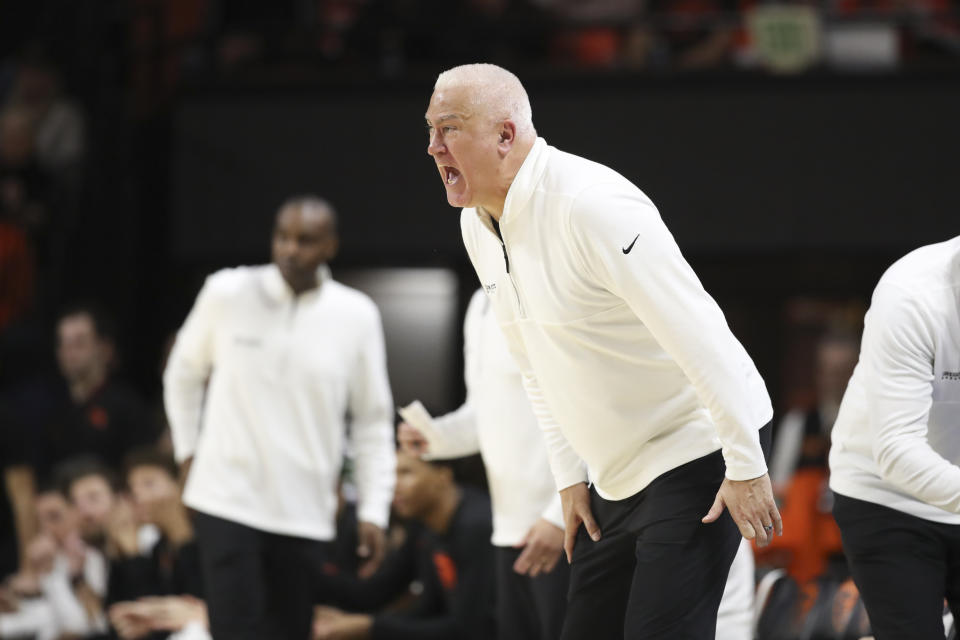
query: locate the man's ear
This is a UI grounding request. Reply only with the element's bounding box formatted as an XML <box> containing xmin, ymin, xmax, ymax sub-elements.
<box><xmin>497</xmin><ymin>121</ymin><xmax>517</xmax><ymax>154</ymax></box>
<box><xmin>324</xmin><ymin>234</ymin><xmax>340</xmax><ymax>263</ymax></box>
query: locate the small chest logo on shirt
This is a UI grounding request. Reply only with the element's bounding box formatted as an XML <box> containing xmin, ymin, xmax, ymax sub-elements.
<box><xmin>942</xmin><ymin>371</ymin><xmax>960</xmax><ymax>381</ymax></box>
<box><xmin>87</xmin><ymin>406</ymin><xmax>109</xmax><ymax>430</ymax></box>
<box><xmin>484</xmin><ymin>283</ymin><xmax>497</xmax><ymax>294</ymax></box>
<box><xmin>432</xmin><ymin>551</ymin><xmax>458</xmax><ymax>590</ymax></box>
<box><xmin>622</xmin><ymin>233</ymin><xmax>640</xmax><ymax>255</ymax></box>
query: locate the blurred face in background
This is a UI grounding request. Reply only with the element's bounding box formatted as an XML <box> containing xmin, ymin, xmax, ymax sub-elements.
<box><xmin>426</xmin><ymin>84</ymin><xmax>505</xmax><ymax>210</ymax></box>
<box><xmin>0</xmin><ymin>108</ymin><xmax>35</xmax><ymax>166</ymax></box>
<box><xmin>271</xmin><ymin>203</ymin><xmax>338</xmax><ymax>293</ymax></box>
<box><xmin>69</xmin><ymin>474</ymin><xmax>116</xmax><ymax>542</ymax></box>
<box><xmin>35</xmin><ymin>491</ymin><xmax>77</xmax><ymax>545</ymax></box>
<box><xmin>56</xmin><ymin>313</ymin><xmax>111</xmax><ymax>384</ymax></box>
<box><xmin>816</xmin><ymin>340</ymin><xmax>859</xmax><ymax>411</ymax></box>
<box><xmin>127</xmin><ymin>464</ymin><xmax>179</xmax><ymax>524</ymax></box>
<box><xmin>393</xmin><ymin>451</ymin><xmax>453</xmax><ymax>521</ymax></box>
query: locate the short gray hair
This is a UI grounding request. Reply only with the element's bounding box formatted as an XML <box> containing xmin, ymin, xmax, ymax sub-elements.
<box><xmin>435</xmin><ymin>64</ymin><xmax>535</xmax><ymax>138</ymax></box>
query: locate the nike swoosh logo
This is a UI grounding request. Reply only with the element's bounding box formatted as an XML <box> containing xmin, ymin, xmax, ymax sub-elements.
<box><xmin>622</xmin><ymin>234</ymin><xmax>640</xmax><ymax>254</ymax></box>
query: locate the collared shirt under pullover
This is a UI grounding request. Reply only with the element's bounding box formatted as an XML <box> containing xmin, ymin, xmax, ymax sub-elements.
<box><xmin>163</xmin><ymin>264</ymin><xmax>395</xmax><ymax>539</ymax></box>
<box><xmin>427</xmin><ymin>289</ymin><xmax>563</xmax><ymax>546</ymax></box>
<box><xmin>830</xmin><ymin>236</ymin><xmax>960</xmax><ymax>523</ymax></box>
<box><xmin>460</xmin><ymin>137</ymin><xmax>773</xmax><ymax>500</ymax></box>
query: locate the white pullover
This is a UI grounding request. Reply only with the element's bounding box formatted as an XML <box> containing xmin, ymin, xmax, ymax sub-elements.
<box><xmin>830</xmin><ymin>236</ymin><xmax>960</xmax><ymax>523</ymax></box>
<box><xmin>164</xmin><ymin>265</ymin><xmax>395</xmax><ymax>538</ymax></box>
<box><xmin>461</xmin><ymin>138</ymin><xmax>772</xmax><ymax>500</ymax></box>
<box><xmin>426</xmin><ymin>289</ymin><xmax>564</xmax><ymax>547</ymax></box>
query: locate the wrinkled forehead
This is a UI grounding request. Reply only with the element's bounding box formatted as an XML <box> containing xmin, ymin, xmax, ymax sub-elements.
<box><xmin>426</xmin><ymin>84</ymin><xmax>481</xmax><ymax>123</ymax></box>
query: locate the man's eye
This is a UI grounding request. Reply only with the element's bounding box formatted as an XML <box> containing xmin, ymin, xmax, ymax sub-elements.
<box><xmin>443</xmin><ymin>126</ymin><xmax>455</xmax><ymax>133</ymax></box>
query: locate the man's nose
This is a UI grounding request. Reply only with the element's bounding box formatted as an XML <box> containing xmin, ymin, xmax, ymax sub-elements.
<box><xmin>427</xmin><ymin>131</ymin><xmax>445</xmax><ymax>157</ymax></box>
<box><xmin>275</xmin><ymin>238</ymin><xmax>297</xmax><ymax>257</ymax></box>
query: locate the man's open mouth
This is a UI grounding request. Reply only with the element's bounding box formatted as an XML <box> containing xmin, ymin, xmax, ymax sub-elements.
<box><xmin>442</xmin><ymin>166</ymin><xmax>461</xmax><ymax>185</ymax></box>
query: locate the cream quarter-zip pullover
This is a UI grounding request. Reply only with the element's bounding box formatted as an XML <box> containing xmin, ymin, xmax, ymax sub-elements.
<box><xmin>163</xmin><ymin>264</ymin><xmax>395</xmax><ymax>539</ymax></box>
<box><xmin>460</xmin><ymin>138</ymin><xmax>772</xmax><ymax>500</ymax></box>
<box><xmin>830</xmin><ymin>236</ymin><xmax>960</xmax><ymax>523</ymax></box>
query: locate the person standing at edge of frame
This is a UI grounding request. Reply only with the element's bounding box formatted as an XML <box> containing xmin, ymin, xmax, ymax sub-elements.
<box><xmin>830</xmin><ymin>235</ymin><xmax>960</xmax><ymax>640</ymax></box>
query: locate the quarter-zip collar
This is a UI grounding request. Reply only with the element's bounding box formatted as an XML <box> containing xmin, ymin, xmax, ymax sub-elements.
<box><xmin>472</xmin><ymin>137</ymin><xmax>549</xmax><ymax>229</ymax></box>
<box><xmin>500</xmin><ymin>137</ymin><xmax>550</xmax><ymax>226</ymax></box>
<box><xmin>261</xmin><ymin>263</ymin><xmax>331</xmax><ymax>304</ymax></box>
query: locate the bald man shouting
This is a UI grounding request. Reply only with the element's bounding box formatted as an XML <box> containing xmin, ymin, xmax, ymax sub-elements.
<box><xmin>164</xmin><ymin>197</ymin><xmax>396</xmax><ymax>640</ymax></box>
<box><xmin>425</xmin><ymin>64</ymin><xmax>779</xmax><ymax>639</ymax></box>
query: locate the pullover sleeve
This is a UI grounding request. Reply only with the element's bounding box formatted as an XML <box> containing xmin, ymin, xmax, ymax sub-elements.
<box><xmin>349</xmin><ymin>303</ymin><xmax>397</xmax><ymax>529</ymax></box>
<box><xmin>163</xmin><ymin>275</ymin><xmax>222</xmax><ymax>463</ymax></box>
<box><xmin>321</xmin><ymin>528</ymin><xmax>419</xmax><ymax>611</ymax></box>
<box><xmin>540</xmin><ymin>493</ymin><xmax>565</xmax><ymax>530</ymax></box>
<box><xmin>568</xmin><ymin>184</ymin><xmax>771</xmax><ymax>481</ymax></box>
<box><xmin>427</xmin><ymin>291</ymin><xmax>485</xmax><ymax>459</ymax></box>
<box><xmin>864</xmin><ymin>283</ymin><xmax>960</xmax><ymax>513</ymax></box>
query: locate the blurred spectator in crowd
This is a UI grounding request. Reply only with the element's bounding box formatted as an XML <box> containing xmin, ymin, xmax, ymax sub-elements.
<box><xmin>59</xmin><ymin>457</ymin><xmax>158</xmax><ymax>561</ymax></box>
<box><xmin>540</xmin><ymin>0</ymin><xmax>641</xmax><ymax>67</ymax></box>
<box><xmin>0</xmin><ymin>47</ymin><xmax>83</xmax><ymax>316</ymax></box>
<box><xmin>0</xmin><ymin>218</ymin><xmax>33</xmax><ymax>336</ymax></box>
<box><xmin>0</xmin><ymin>105</ymin><xmax>46</xmax><ymax>232</ymax></box>
<box><xmin>164</xmin><ymin>196</ymin><xmax>395</xmax><ymax>640</ymax></box>
<box><xmin>758</xmin><ymin>332</ymin><xmax>858</xmax><ymax>582</ymax></box>
<box><xmin>622</xmin><ymin>0</ymin><xmax>737</xmax><ymax>69</ymax></box>
<box><xmin>770</xmin><ymin>332</ymin><xmax>859</xmax><ymax>492</ymax></box>
<box><xmin>0</xmin><ymin>395</ymin><xmax>38</xmax><ymax>581</ymax></box>
<box><xmin>56</xmin><ymin>457</ymin><xmax>172</xmax><ymax>637</ymax></box>
<box><xmin>348</xmin><ymin>0</ymin><xmax>551</xmax><ymax>75</ymax></box>
<box><xmin>313</xmin><ymin>450</ymin><xmax>495</xmax><ymax>640</ymax></box>
<box><xmin>28</xmin><ymin>305</ymin><xmax>159</xmax><ymax>479</ymax></box>
<box><xmin>0</xmin><ymin>477</ymin><xmax>108</xmax><ymax>639</ymax></box>
<box><xmin>107</xmin><ymin>448</ymin><xmax>207</xmax><ymax>640</ymax></box>
<box><xmin>6</xmin><ymin>47</ymin><xmax>85</xmax><ymax>176</ymax></box>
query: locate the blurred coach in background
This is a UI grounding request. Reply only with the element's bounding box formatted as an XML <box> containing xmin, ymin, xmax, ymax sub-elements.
<box><xmin>163</xmin><ymin>197</ymin><xmax>396</xmax><ymax>640</ymax></box>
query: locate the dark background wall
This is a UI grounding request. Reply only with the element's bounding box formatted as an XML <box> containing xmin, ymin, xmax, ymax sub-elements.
<box><xmin>170</xmin><ymin>74</ymin><xmax>958</xmax><ymax>263</ymax></box>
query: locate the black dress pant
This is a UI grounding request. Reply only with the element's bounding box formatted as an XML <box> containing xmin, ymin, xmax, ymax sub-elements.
<box><xmin>561</xmin><ymin>424</ymin><xmax>771</xmax><ymax>640</ymax></box>
<box><xmin>496</xmin><ymin>545</ymin><xmax>570</xmax><ymax>640</ymax></box>
<box><xmin>833</xmin><ymin>493</ymin><xmax>960</xmax><ymax>640</ymax></box>
<box><xmin>193</xmin><ymin>510</ymin><xmax>331</xmax><ymax>640</ymax></box>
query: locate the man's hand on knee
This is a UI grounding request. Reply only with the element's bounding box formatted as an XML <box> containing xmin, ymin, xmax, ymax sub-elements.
<box><xmin>560</xmin><ymin>482</ymin><xmax>601</xmax><ymax>563</ymax></box>
<box><xmin>701</xmin><ymin>473</ymin><xmax>782</xmax><ymax>547</ymax></box>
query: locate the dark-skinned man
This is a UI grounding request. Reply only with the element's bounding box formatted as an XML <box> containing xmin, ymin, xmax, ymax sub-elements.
<box><xmin>313</xmin><ymin>450</ymin><xmax>496</xmax><ymax>640</ymax></box>
<box><xmin>163</xmin><ymin>196</ymin><xmax>396</xmax><ymax>640</ymax></box>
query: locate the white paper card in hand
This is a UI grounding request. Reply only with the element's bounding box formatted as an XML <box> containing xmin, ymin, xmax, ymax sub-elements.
<box><xmin>398</xmin><ymin>400</ymin><xmax>443</xmax><ymax>452</ymax></box>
